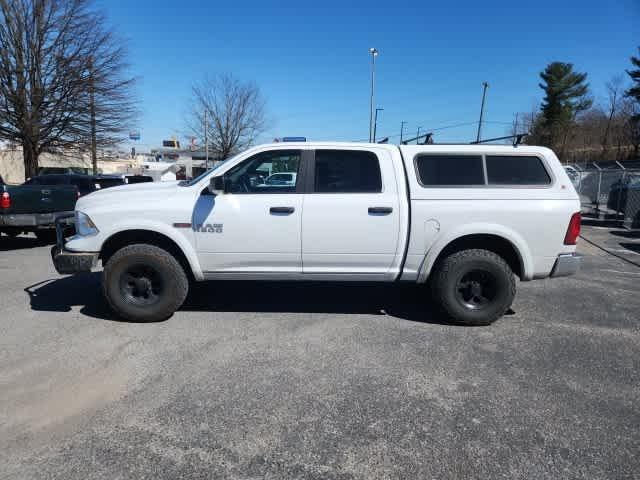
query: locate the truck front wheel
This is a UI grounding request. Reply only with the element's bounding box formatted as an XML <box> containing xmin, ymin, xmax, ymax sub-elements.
<box><xmin>431</xmin><ymin>249</ymin><xmax>515</xmax><ymax>326</ymax></box>
<box><xmin>103</xmin><ymin>244</ymin><xmax>189</xmax><ymax>322</ymax></box>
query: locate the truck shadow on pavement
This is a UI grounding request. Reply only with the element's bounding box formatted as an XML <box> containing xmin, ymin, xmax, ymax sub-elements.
<box><xmin>0</xmin><ymin>235</ymin><xmax>48</xmax><ymax>251</ymax></box>
<box><xmin>24</xmin><ymin>272</ymin><xmax>465</xmax><ymax>326</ymax></box>
<box><xmin>619</xmin><ymin>242</ymin><xmax>640</xmax><ymax>253</ymax></box>
<box><xmin>609</xmin><ymin>230</ymin><xmax>640</xmax><ymax>239</ymax></box>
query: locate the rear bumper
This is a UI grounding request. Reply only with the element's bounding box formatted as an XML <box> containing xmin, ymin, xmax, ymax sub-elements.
<box><xmin>0</xmin><ymin>211</ymin><xmax>74</xmax><ymax>228</ymax></box>
<box><xmin>50</xmin><ymin>213</ymin><xmax>98</xmax><ymax>274</ymax></box>
<box><xmin>550</xmin><ymin>253</ymin><xmax>581</xmax><ymax>278</ymax></box>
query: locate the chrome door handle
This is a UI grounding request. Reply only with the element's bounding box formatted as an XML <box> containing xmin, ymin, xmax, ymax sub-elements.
<box><xmin>270</xmin><ymin>206</ymin><xmax>295</xmax><ymax>215</ymax></box>
<box><xmin>368</xmin><ymin>206</ymin><xmax>393</xmax><ymax>215</ymax></box>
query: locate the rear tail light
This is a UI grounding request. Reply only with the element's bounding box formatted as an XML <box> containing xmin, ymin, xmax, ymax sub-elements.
<box><xmin>0</xmin><ymin>191</ymin><xmax>10</xmax><ymax>209</ymax></box>
<box><xmin>564</xmin><ymin>212</ymin><xmax>581</xmax><ymax>245</ymax></box>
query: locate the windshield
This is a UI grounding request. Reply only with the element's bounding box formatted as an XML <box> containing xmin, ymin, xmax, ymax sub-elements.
<box><xmin>178</xmin><ymin>157</ymin><xmax>232</xmax><ymax>187</ymax></box>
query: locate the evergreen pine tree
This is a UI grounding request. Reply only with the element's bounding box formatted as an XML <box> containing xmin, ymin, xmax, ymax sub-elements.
<box><xmin>537</xmin><ymin>62</ymin><xmax>592</xmax><ymax>148</ymax></box>
<box><xmin>626</xmin><ymin>47</ymin><xmax>640</xmax><ymax>120</ymax></box>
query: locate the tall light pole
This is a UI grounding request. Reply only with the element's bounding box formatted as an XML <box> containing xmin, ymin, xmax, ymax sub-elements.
<box><xmin>368</xmin><ymin>48</ymin><xmax>378</xmax><ymax>143</ymax></box>
<box><xmin>373</xmin><ymin>108</ymin><xmax>384</xmax><ymax>143</ymax></box>
<box><xmin>204</xmin><ymin>109</ymin><xmax>209</xmax><ymax>169</ymax></box>
<box><xmin>88</xmin><ymin>57</ymin><xmax>97</xmax><ymax>175</ymax></box>
<box><xmin>416</xmin><ymin>126</ymin><xmax>422</xmax><ymax>144</ymax></box>
<box><xmin>476</xmin><ymin>81</ymin><xmax>489</xmax><ymax>143</ymax></box>
<box><xmin>400</xmin><ymin>120</ymin><xmax>407</xmax><ymax>144</ymax></box>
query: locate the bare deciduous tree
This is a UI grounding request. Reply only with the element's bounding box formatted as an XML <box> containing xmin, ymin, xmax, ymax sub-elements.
<box><xmin>601</xmin><ymin>76</ymin><xmax>624</xmax><ymax>154</ymax></box>
<box><xmin>186</xmin><ymin>73</ymin><xmax>267</xmax><ymax>161</ymax></box>
<box><xmin>0</xmin><ymin>0</ymin><xmax>138</xmax><ymax>178</ymax></box>
<box><xmin>620</xmin><ymin>97</ymin><xmax>640</xmax><ymax>157</ymax></box>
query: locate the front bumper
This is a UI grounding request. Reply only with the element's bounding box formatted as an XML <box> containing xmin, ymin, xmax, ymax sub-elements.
<box><xmin>50</xmin><ymin>214</ymin><xmax>98</xmax><ymax>275</ymax></box>
<box><xmin>51</xmin><ymin>246</ymin><xmax>98</xmax><ymax>274</ymax></box>
<box><xmin>550</xmin><ymin>253</ymin><xmax>582</xmax><ymax>278</ymax></box>
<box><xmin>0</xmin><ymin>210</ymin><xmax>74</xmax><ymax>228</ymax></box>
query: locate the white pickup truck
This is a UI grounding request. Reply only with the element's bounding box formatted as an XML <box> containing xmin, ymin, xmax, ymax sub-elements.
<box><xmin>51</xmin><ymin>142</ymin><xmax>582</xmax><ymax>325</ymax></box>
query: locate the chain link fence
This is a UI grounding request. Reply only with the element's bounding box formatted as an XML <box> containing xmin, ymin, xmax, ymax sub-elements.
<box><xmin>622</xmin><ymin>173</ymin><xmax>640</xmax><ymax>229</ymax></box>
<box><xmin>567</xmin><ymin>163</ymin><xmax>640</xmax><ymax>230</ymax></box>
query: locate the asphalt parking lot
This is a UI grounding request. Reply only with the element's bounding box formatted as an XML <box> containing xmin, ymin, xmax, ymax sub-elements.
<box><xmin>1</xmin><ymin>226</ymin><xmax>639</xmax><ymax>479</ymax></box>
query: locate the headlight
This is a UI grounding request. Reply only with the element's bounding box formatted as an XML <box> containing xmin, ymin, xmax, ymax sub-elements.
<box><xmin>75</xmin><ymin>211</ymin><xmax>99</xmax><ymax>237</ymax></box>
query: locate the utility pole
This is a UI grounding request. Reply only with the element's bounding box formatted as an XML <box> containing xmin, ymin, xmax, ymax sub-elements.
<box><xmin>512</xmin><ymin>112</ymin><xmax>519</xmax><ymax>137</ymax></box>
<box><xmin>476</xmin><ymin>81</ymin><xmax>489</xmax><ymax>143</ymax></box>
<box><xmin>400</xmin><ymin>120</ymin><xmax>407</xmax><ymax>144</ymax></box>
<box><xmin>204</xmin><ymin>109</ymin><xmax>209</xmax><ymax>169</ymax></box>
<box><xmin>88</xmin><ymin>57</ymin><xmax>97</xmax><ymax>175</ymax></box>
<box><xmin>373</xmin><ymin>108</ymin><xmax>383</xmax><ymax>143</ymax></box>
<box><xmin>368</xmin><ymin>48</ymin><xmax>378</xmax><ymax>143</ymax></box>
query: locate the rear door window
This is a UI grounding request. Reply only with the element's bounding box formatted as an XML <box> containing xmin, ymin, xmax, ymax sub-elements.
<box><xmin>485</xmin><ymin>155</ymin><xmax>551</xmax><ymax>185</ymax></box>
<box><xmin>414</xmin><ymin>154</ymin><xmax>484</xmax><ymax>186</ymax></box>
<box><xmin>314</xmin><ymin>150</ymin><xmax>382</xmax><ymax>193</ymax></box>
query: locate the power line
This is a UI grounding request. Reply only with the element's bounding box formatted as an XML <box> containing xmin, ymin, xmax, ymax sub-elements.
<box><xmin>354</xmin><ymin>120</ymin><xmax>480</xmax><ymax>143</ymax></box>
<box><xmin>308</xmin><ymin>118</ymin><xmax>515</xmax><ymax>144</ymax></box>
<box><xmin>374</xmin><ymin>118</ymin><xmax>519</xmax><ymax>143</ymax></box>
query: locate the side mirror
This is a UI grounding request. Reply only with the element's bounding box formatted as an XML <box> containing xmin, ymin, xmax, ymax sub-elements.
<box><xmin>208</xmin><ymin>175</ymin><xmax>225</xmax><ymax>195</ymax></box>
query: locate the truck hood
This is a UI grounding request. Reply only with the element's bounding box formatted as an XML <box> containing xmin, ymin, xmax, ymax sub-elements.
<box><xmin>75</xmin><ymin>181</ymin><xmax>181</xmax><ymax>212</ymax></box>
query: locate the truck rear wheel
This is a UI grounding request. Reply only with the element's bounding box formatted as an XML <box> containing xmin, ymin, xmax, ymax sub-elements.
<box><xmin>102</xmin><ymin>244</ymin><xmax>189</xmax><ymax>322</ymax></box>
<box><xmin>431</xmin><ymin>249</ymin><xmax>515</xmax><ymax>326</ymax></box>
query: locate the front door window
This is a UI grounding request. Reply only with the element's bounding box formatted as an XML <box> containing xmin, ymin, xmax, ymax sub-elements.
<box><xmin>224</xmin><ymin>150</ymin><xmax>301</xmax><ymax>193</ymax></box>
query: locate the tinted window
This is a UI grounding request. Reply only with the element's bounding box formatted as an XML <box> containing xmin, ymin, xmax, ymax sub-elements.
<box><xmin>69</xmin><ymin>177</ymin><xmax>96</xmax><ymax>195</ymax></box>
<box><xmin>29</xmin><ymin>175</ymin><xmax>68</xmax><ymax>185</ymax></box>
<box><xmin>486</xmin><ymin>155</ymin><xmax>551</xmax><ymax>185</ymax></box>
<box><xmin>71</xmin><ymin>177</ymin><xmax>93</xmax><ymax>187</ymax></box>
<box><xmin>415</xmin><ymin>155</ymin><xmax>484</xmax><ymax>186</ymax></box>
<box><xmin>97</xmin><ymin>177</ymin><xmax>126</xmax><ymax>188</ymax></box>
<box><xmin>225</xmin><ymin>150</ymin><xmax>301</xmax><ymax>193</ymax></box>
<box><xmin>125</xmin><ymin>175</ymin><xmax>153</xmax><ymax>184</ymax></box>
<box><xmin>314</xmin><ymin>150</ymin><xmax>382</xmax><ymax>193</ymax></box>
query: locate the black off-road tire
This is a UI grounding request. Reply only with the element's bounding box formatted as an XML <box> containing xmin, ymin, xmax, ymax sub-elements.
<box><xmin>102</xmin><ymin>244</ymin><xmax>189</xmax><ymax>322</ymax></box>
<box><xmin>431</xmin><ymin>249</ymin><xmax>516</xmax><ymax>326</ymax></box>
<box><xmin>35</xmin><ymin>229</ymin><xmax>57</xmax><ymax>244</ymax></box>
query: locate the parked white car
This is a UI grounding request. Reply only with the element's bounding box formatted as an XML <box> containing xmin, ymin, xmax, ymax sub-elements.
<box><xmin>264</xmin><ymin>172</ymin><xmax>297</xmax><ymax>186</ymax></box>
<box><xmin>52</xmin><ymin>142</ymin><xmax>581</xmax><ymax>325</ymax></box>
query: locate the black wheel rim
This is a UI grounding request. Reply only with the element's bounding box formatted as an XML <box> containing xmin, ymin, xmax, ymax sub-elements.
<box><xmin>455</xmin><ymin>269</ymin><xmax>498</xmax><ymax>310</ymax></box>
<box><xmin>119</xmin><ymin>264</ymin><xmax>164</xmax><ymax>306</ymax></box>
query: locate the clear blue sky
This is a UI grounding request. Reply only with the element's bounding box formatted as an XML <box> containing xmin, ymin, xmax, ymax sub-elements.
<box><xmin>97</xmin><ymin>0</ymin><xmax>639</xmax><ymax>149</ymax></box>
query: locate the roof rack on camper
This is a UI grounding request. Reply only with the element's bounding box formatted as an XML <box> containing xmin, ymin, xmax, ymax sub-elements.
<box><xmin>398</xmin><ymin>132</ymin><xmax>529</xmax><ymax>146</ymax></box>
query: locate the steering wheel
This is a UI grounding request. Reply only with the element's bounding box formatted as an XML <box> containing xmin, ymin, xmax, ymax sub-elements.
<box><xmin>233</xmin><ymin>174</ymin><xmax>251</xmax><ymax>193</ymax></box>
